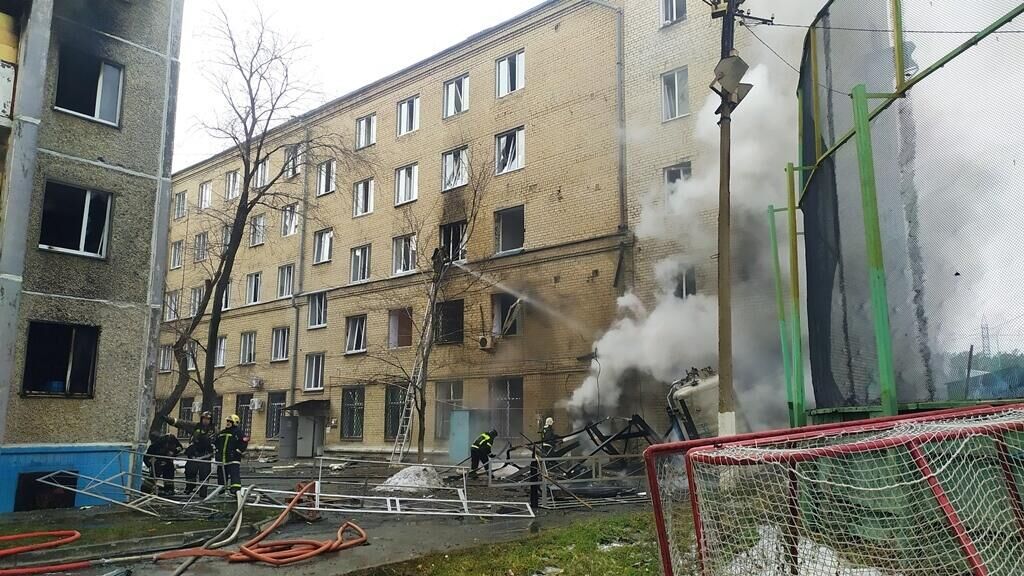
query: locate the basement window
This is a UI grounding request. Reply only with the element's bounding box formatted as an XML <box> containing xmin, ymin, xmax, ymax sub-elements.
<box><xmin>15</xmin><ymin>471</ymin><xmax>77</xmax><ymax>512</ymax></box>
<box><xmin>495</xmin><ymin>206</ymin><xmax>524</xmax><ymax>254</ymax></box>
<box><xmin>55</xmin><ymin>47</ymin><xmax>122</xmax><ymax>125</ymax></box>
<box><xmin>435</xmin><ymin>300</ymin><xmax>464</xmax><ymax>344</ymax></box>
<box><xmin>674</xmin><ymin>266</ymin><xmax>697</xmax><ymax>299</ymax></box>
<box><xmin>492</xmin><ymin>293</ymin><xmax>521</xmax><ymax>337</ymax></box>
<box><xmin>39</xmin><ymin>182</ymin><xmax>111</xmax><ymax>258</ymax></box>
<box><xmin>22</xmin><ymin>321</ymin><xmax>99</xmax><ymax>397</ymax></box>
<box><xmin>388</xmin><ymin>308</ymin><xmax>413</xmax><ymax>348</ymax></box>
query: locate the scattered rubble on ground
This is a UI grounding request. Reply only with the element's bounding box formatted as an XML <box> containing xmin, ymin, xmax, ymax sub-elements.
<box><xmin>373</xmin><ymin>465</ymin><xmax>445</xmax><ymax>493</ymax></box>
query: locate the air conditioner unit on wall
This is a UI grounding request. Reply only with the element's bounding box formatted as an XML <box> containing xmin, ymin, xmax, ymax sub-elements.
<box><xmin>478</xmin><ymin>335</ymin><xmax>495</xmax><ymax>350</ymax></box>
<box><xmin>249</xmin><ymin>398</ymin><xmax>265</xmax><ymax>412</ymax></box>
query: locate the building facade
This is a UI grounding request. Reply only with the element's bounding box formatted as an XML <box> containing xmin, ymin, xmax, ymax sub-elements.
<box><xmin>0</xmin><ymin>0</ymin><xmax>182</xmax><ymax>511</ymax></box>
<box><xmin>158</xmin><ymin>0</ymin><xmax>732</xmax><ymax>455</ymax></box>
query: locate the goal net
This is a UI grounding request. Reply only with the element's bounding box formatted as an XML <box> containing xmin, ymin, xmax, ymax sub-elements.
<box><xmin>645</xmin><ymin>405</ymin><xmax>1024</xmax><ymax>576</ymax></box>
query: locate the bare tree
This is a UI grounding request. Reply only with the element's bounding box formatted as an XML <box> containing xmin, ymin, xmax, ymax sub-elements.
<box><xmin>151</xmin><ymin>7</ymin><xmax>350</xmax><ymax>434</ymax></box>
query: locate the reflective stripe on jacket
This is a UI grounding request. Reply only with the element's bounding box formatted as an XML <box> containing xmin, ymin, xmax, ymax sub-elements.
<box><xmin>471</xmin><ymin>433</ymin><xmax>493</xmax><ymax>451</ymax></box>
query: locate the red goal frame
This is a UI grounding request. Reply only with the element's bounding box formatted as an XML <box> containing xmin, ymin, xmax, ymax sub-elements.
<box><xmin>643</xmin><ymin>404</ymin><xmax>1024</xmax><ymax>576</ymax></box>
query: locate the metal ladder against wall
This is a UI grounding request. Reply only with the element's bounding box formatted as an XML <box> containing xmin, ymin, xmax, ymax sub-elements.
<box><xmin>387</xmin><ymin>369</ymin><xmax>418</xmax><ymax>465</ymax></box>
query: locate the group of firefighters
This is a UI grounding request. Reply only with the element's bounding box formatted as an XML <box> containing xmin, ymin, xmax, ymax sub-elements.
<box><xmin>144</xmin><ymin>411</ymin><xmax>249</xmax><ymax>498</ymax></box>
<box><xmin>147</xmin><ymin>411</ymin><xmax>557</xmax><ymax>497</ymax></box>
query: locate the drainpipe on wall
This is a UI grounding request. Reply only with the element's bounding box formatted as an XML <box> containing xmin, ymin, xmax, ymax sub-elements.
<box><xmin>289</xmin><ymin>122</ymin><xmax>312</xmax><ymax>408</ymax></box>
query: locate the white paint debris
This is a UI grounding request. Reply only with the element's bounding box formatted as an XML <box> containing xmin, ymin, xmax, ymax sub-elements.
<box><xmin>373</xmin><ymin>465</ymin><xmax>445</xmax><ymax>493</ymax></box>
<box><xmin>724</xmin><ymin>526</ymin><xmax>894</xmax><ymax>576</ymax></box>
<box><xmin>598</xmin><ymin>541</ymin><xmax>629</xmax><ymax>552</ymax></box>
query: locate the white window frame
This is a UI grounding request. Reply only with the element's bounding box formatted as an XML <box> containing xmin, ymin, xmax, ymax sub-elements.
<box><xmin>173</xmin><ymin>191</ymin><xmax>187</xmax><ymax>219</ymax></box>
<box><xmin>388</xmin><ymin>308</ymin><xmax>414</xmax><ymax>349</ymax></box>
<box><xmin>254</xmin><ymin>159</ymin><xmax>269</xmax><ymax>187</ymax></box>
<box><xmin>662</xmin><ymin>66</ymin><xmax>690</xmax><ymax>121</ymax></box>
<box><xmin>215</xmin><ymin>335</ymin><xmax>227</xmax><ymax>368</ymax></box>
<box><xmin>313</xmin><ymin>228</ymin><xmax>333</xmax><ymax>264</ymax></box>
<box><xmin>225</xmin><ymin>170</ymin><xmax>240</xmax><ymax>200</ymax></box>
<box><xmin>38</xmin><ymin>184</ymin><xmax>112</xmax><ymax>258</ymax></box>
<box><xmin>221</xmin><ymin>225</ymin><xmax>231</xmax><ymax>255</ymax></box>
<box><xmin>245</xmin><ymin>272</ymin><xmax>261</xmax><ymax>305</ymax></box>
<box><xmin>271</xmin><ymin>327</ymin><xmax>290</xmax><ymax>361</ymax></box>
<box><xmin>198</xmin><ymin>181</ymin><xmax>212</xmax><ymax>210</ymax></box>
<box><xmin>281</xmin><ymin>203</ymin><xmax>298</xmax><ymax>237</ymax></box>
<box><xmin>169</xmin><ymin>240</ymin><xmax>183</xmax><ymax>269</ymax></box>
<box><xmin>164</xmin><ymin>290</ymin><xmax>180</xmax><ymax>321</ymax></box>
<box><xmin>158</xmin><ymin>345</ymin><xmax>173</xmax><ymax>372</ymax></box>
<box><xmin>353</xmin><ymin>179</ymin><xmax>374</xmax><ymax>217</ymax></box>
<box><xmin>308</xmin><ymin>292</ymin><xmax>328</xmax><ymax>328</ymax></box>
<box><xmin>440</xmin><ymin>220</ymin><xmax>467</xmax><ymax>263</ymax></box>
<box><xmin>356</xmin><ymin>113</ymin><xmax>377</xmax><ymax>149</ymax></box>
<box><xmin>186</xmin><ymin>340</ymin><xmax>197</xmax><ymax>371</ymax></box>
<box><xmin>304</xmin><ymin>352</ymin><xmax>325</xmax><ymax>391</ymax></box>
<box><xmin>350</xmin><ymin>244</ymin><xmax>371</xmax><ymax>284</ymax></box>
<box><xmin>664</xmin><ymin>161</ymin><xmax>693</xmax><ymax>202</ymax></box>
<box><xmin>394</xmin><ymin>164</ymin><xmax>418</xmax><ymax>205</ymax></box>
<box><xmin>316</xmin><ymin>159</ymin><xmax>336</xmax><ymax>196</ymax></box>
<box><xmin>221</xmin><ymin>279</ymin><xmax>231</xmax><ymax>310</ymax></box>
<box><xmin>345</xmin><ymin>315</ymin><xmax>368</xmax><ymax>354</ymax></box>
<box><xmin>240</xmin><ymin>331</ymin><xmax>257</xmax><ymax>365</ymax></box>
<box><xmin>55</xmin><ymin>54</ymin><xmax>123</xmax><ymax>125</ymax></box>
<box><xmin>397</xmin><ymin>95</ymin><xmax>420</xmax><ymax>136</ymax></box>
<box><xmin>277</xmin><ymin>264</ymin><xmax>294</xmax><ymax>298</ymax></box>
<box><xmin>249</xmin><ymin>214</ymin><xmax>266</xmax><ymax>247</ymax></box>
<box><xmin>662</xmin><ymin>0</ymin><xmax>686</xmax><ymax>25</ymax></box>
<box><xmin>193</xmin><ymin>232</ymin><xmax>208</xmax><ymax>263</ymax></box>
<box><xmin>189</xmin><ymin>285</ymin><xmax>205</xmax><ymax>317</ymax></box>
<box><xmin>284</xmin><ymin>145</ymin><xmax>302</xmax><ymax>178</ymax></box>
<box><xmin>496</xmin><ymin>50</ymin><xmax>525</xmax><ymax>98</ymax></box>
<box><xmin>392</xmin><ymin>234</ymin><xmax>417</xmax><ymax>276</ymax></box>
<box><xmin>496</xmin><ymin>205</ymin><xmax>525</xmax><ymax>254</ymax></box>
<box><xmin>443</xmin><ymin>74</ymin><xmax>469</xmax><ymax>118</ymax></box>
<box><xmin>495</xmin><ymin>127</ymin><xmax>525</xmax><ymax>174</ymax></box>
<box><xmin>442</xmin><ymin>146</ymin><xmax>469</xmax><ymax>190</ymax></box>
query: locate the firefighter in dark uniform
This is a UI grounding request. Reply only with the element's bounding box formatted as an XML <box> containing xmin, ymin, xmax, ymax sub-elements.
<box><xmin>144</xmin><ymin>432</ymin><xmax>183</xmax><ymax>496</ymax></box>
<box><xmin>470</xmin><ymin>429</ymin><xmax>498</xmax><ymax>477</ymax></box>
<box><xmin>164</xmin><ymin>411</ymin><xmax>217</xmax><ymax>498</ymax></box>
<box><xmin>540</xmin><ymin>417</ymin><xmax>557</xmax><ymax>456</ymax></box>
<box><xmin>216</xmin><ymin>414</ymin><xmax>249</xmax><ymax>494</ymax></box>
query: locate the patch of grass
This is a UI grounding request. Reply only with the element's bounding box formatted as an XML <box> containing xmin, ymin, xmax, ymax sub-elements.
<box><xmin>355</xmin><ymin>511</ymin><xmax>679</xmax><ymax>576</ymax></box>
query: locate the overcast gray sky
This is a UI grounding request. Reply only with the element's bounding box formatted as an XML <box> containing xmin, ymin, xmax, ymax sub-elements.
<box><xmin>173</xmin><ymin>0</ymin><xmax>544</xmax><ymax>171</ymax></box>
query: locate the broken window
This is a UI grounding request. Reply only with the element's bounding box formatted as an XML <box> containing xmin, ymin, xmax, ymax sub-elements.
<box><xmin>193</xmin><ymin>232</ymin><xmax>208</xmax><ymax>263</ymax></box>
<box><xmin>662</xmin><ymin>66</ymin><xmax>690</xmax><ymax>121</ymax></box>
<box><xmin>317</xmin><ymin>159</ymin><xmax>335</xmax><ymax>195</ymax></box>
<box><xmin>164</xmin><ymin>290</ymin><xmax>180</xmax><ymax>321</ymax></box>
<box><xmin>674</xmin><ymin>265</ymin><xmax>697</xmax><ymax>299</ymax></box>
<box><xmin>492</xmin><ymin>293</ymin><xmax>521</xmax><ymax>336</ymax></box>
<box><xmin>435</xmin><ymin>300</ymin><xmax>464</xmax><ymax>345</ymax></box>
<box><xmin>489</xmin><ymin>376</ymin><xmax>524</xmax><ymax>441</ymax></box>
<box><xmin>22</xmin><ymin>321</ymin><xmax>98</xmax><ymax>397</ymax></box>
<box><xmin>281</xmin><ymin>203</ymin><xmax>298</xmax><ymax>237</ymax></box>
<box><xmin>394</xmin><ymin>164</ymin><xmax>418</xmax><ymax>204</ymax></box>
<box><xmin>225</xmin><ymin>170</ymin><xmax>240</xmax><ymax>200</ymax></box>
<box><xmin>440</xmin><ymin>220</ymin><xmax>467</xmax><ymax>262</ymax></box>
<box><xmin>254</xmin><ymin>159</ymin><xmax>269</xmax><ymax>187</ymax></box>
<box><xmin>392</xmin><ymin>234</ymin><xmax>417</xmax><ymax>275</ymax></box>
<box><xmin>158</xmin><ymin>344</ymin><xmax>173</xmax><ymax>373</ymax></box>
<box><xmin>169</xmin><ymin>240</ymin><xmax>183</xmax><ymax>269</ymax></box>
<box><xmin>55</xmin><ymin>47</ymin><xmax>122</xmax><ymax>124</ymax></box>
<box><xmin>240</xmin><ymin>331</ymin><xmax>257</xmax><ymax>365</ymax></box>
<box><xmin>496</xmin><ymin>50</ymin><xmax>525</xmax><ymax>97</ymax></box>
<box><xmin>346</xmin><ymin>315</ymin><xmax>368</xmax><ymax>353</ymax></box>
<box><xmin>266</xmin><ymin>391</ymin><xmax>287</xmax><ymax>438</ymax></box>
<box><xmin>434</xmin><ymin>380</ymin><xmax>463</xmax><ymax>440</ymax></box>
<box><xmin>495</xmin><ymin>127</ymin><xmax>524</xmax><ymax>174</ymax></box>
<box><xmin>15</xmin><ymin>471</ymin><xmax>77</xmax><ymax>512</ymax></box>
<box><xmin>174</xmin><ymin>191</ymin><xmax>187</xmax><ymax>219</ymax></box>
<box><xmin>663</xmin><ymin>0</ymin><xmax>686</xmax><ymax>24</ymax></box>
<box><xmin>190</xmin><ymin>285</ymin><xmax>205</xmax><ymax>317</ymax></box>
<box><xmin>384</xmin><ymin>384</ymin><xmax>406</xmax><ymax>440</ymax></box>
<box><xmin>249</xmin><ymin>214</ymin><xmax>266</xmax><ymax>247</ymax></box>
<box><xmin>304</xmin><ymin>352</ymin><xmax>325</xmax><ymax>390</ymax></box>
<box><xmin>313</xmin><ymin>228</ymin><xmax>333</xmax><ymax>264</ymax></box>
<box><xmin>442</xmin><ymin>146</ymin><xmax>468</xmax><ymax>190</ymax></box>
<box><xmin>443</xmin><ymin>74</ymin><xmax>469</xmax><ymax>118</ymax></box>
<box><xmin>397</xmin><ymin>95</ymin><xmax>419</xmax><ymax>136</ymax></box>
<box><xmin>245</xmin><ymin>272</ymin><xmax>261</xmax><ymax>304</ymax></box>
<box><xmin>284</xmin><ymin>145</ymin><xmax>301</xmax><ymax>178</ymax></box>
<box><xmin>39</xmin><ymin>182</ymin><xmax>111</xmax><ymax>258</ymax></box>
<box><xmin>350</xmin><ymin>244</ymin><xmax>371</xmax><ymax>283</ymax></box>
<box><xmin>198</xmin><ymin>181</ymin><xmax>212</xmax><ymax>210</ymax></box>
<box><xmin>277</xmin><ymin>264</ymin><xmax>294</xmax><ymax>298</ymax></box>
<box><xmin>353</xmin><ymin>178</ymin><xmax>374</xmax><ymax>216</ymax></box>
<box><xmin>341</xmin><ymin>386</ymin><xmax>365</xmax><ymax>439</ymax></box>
<box><xmin>388</xmin><ymin>308</ymin><xmax>413</xmax><ymax>348</ymax></box>
<box><xmin>665</xmin><ymin>161</ymin><xmax>692</xmax><ymax>200</ymax></box>
<box><xmin>356</xmin><ymin>113</ymin><xmax>376</xmax><ymax>149</ymax></box>
<box><xmin>495</xmin><ymin>205</ymin><xmax>525</xmax><ymax>253</ymax></box>
<box><xmin>308</xmin><ymin>292</ymin><xmax>328</xmax><ymax>328</ymax></box>
<box><xmin>271</xmin><ymin>327</ymin><xmax>289</xmax><ymax>361</ymax></box>
<box><xmin>215</xmin><ymin>335</ymin><xmax>227</xmax><ymax>367</ymax></box>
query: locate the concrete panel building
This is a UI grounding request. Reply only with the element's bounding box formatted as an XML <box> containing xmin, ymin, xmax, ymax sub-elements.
<box><xmin>0</xmin><ymin>0</ymin><xmax>182</xmax><ymax>512</ymax></box>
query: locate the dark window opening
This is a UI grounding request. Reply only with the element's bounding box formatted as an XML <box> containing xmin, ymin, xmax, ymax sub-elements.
<box><xmin>235</xmin><ymin>393</ymin><xmax>253</xmax><ymax>437</ymax></box>
<box><xmin>674</xmin><ymin>266</ymin><xmax>697</xmax><ymax>299</ymax></box>
<box><xmin>493</xmin><ymin>293</ymin><xmax>521</xmax><ymax>336</ymax></box>
<box><xmin>489</xmin><ymin>377</ymin><xmax>523</xmax><ymax>442</ymax></box>
<box><xmin>39</xmin><ymin>182</ymin><xmax>110</xmax><ymax>256</ymax></box>
<box><xmin>15</xmin><ymin>472</ymin><xmax>77</xmax><ymax>512</ymax></box>
<box><xmin>440</xmin><ymin>220</ymin><xmax>467</xmax><ymax>262</ymax></box>
<box><xmin>266</xmin><ymin>392</ymin><xmax>287</xmax><ymax>438</ymax></box>
<box><xmin>435</xmin><ymin>300</ymin><xmax>464</xmax><ymax>344</ymax></box>
<box><xmin>389</xmin><ymin>308</ymin><xmax>413</xmax><ymax>348</ymax></box>
<box><xmin>341</xmin><ymin>387</ymin><xmax>365</xmax><ymax>439</ymax></box>
<box><xmin>384</xmin><ymin>384</ymin><xmax>405</xmax><ymax>440</ymax></box>
<box><xmin>22</xmin><ymin>322</ymin><xmax>99</xmax><ymax>397</ymax></box>
<box><xmin>55</xmin><ymin>47</ymin><xmax>121</xmax><ymax>123</ymax></box>
<box><xmin>177</xmin><ymin>396</ymin><xmax>195</xmax><ymax>439</ymax></box>
<box><xmin>495</xmin><ymin>206</ymin><xmax>524</xmax><ymax>253</ymax></box>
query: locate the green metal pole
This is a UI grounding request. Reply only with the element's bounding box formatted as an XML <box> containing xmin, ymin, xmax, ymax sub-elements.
<box><xmin>786</xmin><ymin>164</ymin><xmax>807</xmax><ymax>426</ymax></box>
<box><xmin>851</xmin><ymin>84</ymin><xmax>898</xmax><ymax>416</ymax></box>
<box><xmin>768</xmin><ymin>204</ymin><xmax>795</xmax><ymax>427</ymax></box>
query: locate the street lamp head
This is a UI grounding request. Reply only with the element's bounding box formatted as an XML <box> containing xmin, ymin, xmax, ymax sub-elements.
<box><xmin>713</xmin><ymin>54</ymin><xmax>749</xmax><ymax>94</ymax></box>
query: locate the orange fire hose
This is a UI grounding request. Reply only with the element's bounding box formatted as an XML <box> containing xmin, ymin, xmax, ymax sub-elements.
<box><xmin>0</xmin><ymin>531</ymin><xmax>93</xmax><ymax>575</ymax></box>
<box><xmin>157</xmin><ymin>482</ymin><xmax>367</xmax><ymax>567</ymax></box>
